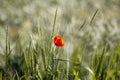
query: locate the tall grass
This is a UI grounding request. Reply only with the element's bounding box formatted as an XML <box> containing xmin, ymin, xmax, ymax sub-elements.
<box><xmin>0</xmin><ymin>3</ymin><xmax>120</xmax><ymax>80</ymax></box>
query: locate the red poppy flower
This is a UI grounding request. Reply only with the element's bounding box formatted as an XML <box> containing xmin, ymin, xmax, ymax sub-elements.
<box><xmin>54</xmin><ymin>35</ymin><xmax>65</xmax><ymax>46</ymax></box>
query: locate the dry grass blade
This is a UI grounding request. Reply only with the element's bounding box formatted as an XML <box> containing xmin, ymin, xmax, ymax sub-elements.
<box><xmin>79</xmin><ymin>19</ymin><xmax>86</xmax><ymax>31</ymax></box>
<box><xmin>90</xmin><ymin>9</ymin><xmax>99</xmax><ymax>25</ymax></box>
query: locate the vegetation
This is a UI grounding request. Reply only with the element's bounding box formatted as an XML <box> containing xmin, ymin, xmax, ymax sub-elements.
<box><xmin>0</xmin><ymin>0</ymin><xmax>120</xmax><ymax>80</ymax></box>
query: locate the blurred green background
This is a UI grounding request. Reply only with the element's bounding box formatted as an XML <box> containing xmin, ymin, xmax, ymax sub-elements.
<box><xmin>0</xmin><ymin>0</ymin><xmax>120</xmax><ymax>54</ymax></box>
<box><xmin>0</xmin><ymin>0</ymin><xmax>120</xmax><ymax>80</ymax></box>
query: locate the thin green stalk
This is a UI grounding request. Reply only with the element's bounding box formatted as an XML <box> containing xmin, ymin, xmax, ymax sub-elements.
<box><xmin>47</xmin><ymin>7</ymin><xmax>58</xmax><ymax>80</ymax></box>
<box><xmin>40</xmin><ymin>47</ymin><xmax>47</xmax><ymax>71</ymax></box>
<box><xmin>5</xmin><ymin>26</ymin><xmax>8</xmax><ymax>67</ymax></box>
<box><xmin>23</xmin><ymin>51</ymin><xmax>29</xmax><ymax>75</ymax></box>
<box><xmin>95</xmin><ymin>44</ymin><xmax>108</xmax><ymax>80</ymax></box>
<box><xmin>49</xmin><ymin>7</ymin><xmax>58</xmax><ymax>52</ymax></box>
<box><xmin>30</xmin><ymin>49</ymin><xmax>35</xmax><ymax>75</ymax></box>
<box><xmin>5</xmin><ymin>26</ymin><xmax>9</xmax><ymax>79</ymax></box>
<box><xmin>52</xmin><ymin>46</ymin><xmax>56</xmax><ymax>80</ymax></box>
<box><xmin>66</xmin><ymin>53</ymin><xmax>69</xmax><ymax>80</ymax></box>
<box><xmin>15</xmin><ymin>71</ymin><xmax>20</xmax><ymax>80</ymax></box>
<box><xmin>0</xmin><ymin>72</ymin><xmax>2</xmax><ymax>80</ymax></box>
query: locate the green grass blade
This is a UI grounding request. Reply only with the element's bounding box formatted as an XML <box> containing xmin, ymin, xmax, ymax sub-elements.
<box><xmin>5</xmin><ymin>26</ymin><xmax>8</xmax><ymax>66</ymax></box>
<box><xmin>40</xmin><ymin>47</ymin><xmax>47</xmax><ymax>71</ymax></box>
<box><xmin>23</xmin><ymin>51</ymin><xmax>29</xmax><ymax>74</ymax></box>
<box><xmin>49</xmin><ymin>7</ymin><xmax>58</xmax><ymax>52</ymax></box>
<box><xmin>95</xmin><ymin>44</ymin><xmax>108</xmax><ymax>79</ymax></box>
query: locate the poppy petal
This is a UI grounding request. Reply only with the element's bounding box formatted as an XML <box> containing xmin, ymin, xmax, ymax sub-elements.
<box><xmin>54</xmin><ymin>35</ymin><xmax>65</xmax><ymax>46</ymax></box>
